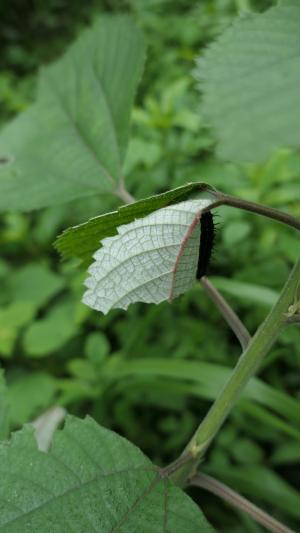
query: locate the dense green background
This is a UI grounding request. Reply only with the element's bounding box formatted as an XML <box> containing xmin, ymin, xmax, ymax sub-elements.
<box><xmin>0</xmin><ymin>0</ymin><xmax>299</xmax><ymax>531</ymax></box>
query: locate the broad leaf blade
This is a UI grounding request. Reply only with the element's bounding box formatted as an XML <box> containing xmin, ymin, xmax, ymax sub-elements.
<box><xmin>55</xmin><ymin>181</ymin><xmax>214</xmax><ymax>265</ymax></box>
<box><xmin>197</xmin><ymin>0</ymin><xmax>300</xmax><ymax>163</ymax></box>
<box><xmin>0</xmin><ymin>369</ymin><xmax>9</xmax><ymax>440</ymax></box>
<box><xmin>0</xmin><ymin>16</ymin><xmax>145</xmax><ymax>211</ymax></box>
<box><xmin>0</xmin><ymin>416</ymin><xmax>213</xmax><ymax>532</ymax></box>
<box><xmin>83</xmin><ymin>198</ymin><xmax>213</xmax><ymax>314</ymax></box>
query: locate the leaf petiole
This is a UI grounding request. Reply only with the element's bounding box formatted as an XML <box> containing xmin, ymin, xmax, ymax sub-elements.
<box><xmin>200</xmin><ymin>276</ymin><xmax>251</xmax><ymax>350</ymax></box>
<box><xmin>210</xmin><ymin>191</ymin><xmax>300</xmax><ymax>232</ymax></box>
<box><xmin>191</xmin><ymin>472</ymin><xmax>296</xmax><ymax>533</ymax></box>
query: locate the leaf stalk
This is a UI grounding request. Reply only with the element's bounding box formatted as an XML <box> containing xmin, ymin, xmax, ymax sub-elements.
<box><xmin>212</xmin><ymin>191</ymin><xmax>300</xmax><ymax>232</ymax></box>
<box><xmin>200</xmin><ymin>276</ymin><xmax>251</xmax><ymax>350</ymax></box>
<box><xmin>191</xmin><ymin>472</ymin><xmax>296</xmax><ymax>533</ymax></box>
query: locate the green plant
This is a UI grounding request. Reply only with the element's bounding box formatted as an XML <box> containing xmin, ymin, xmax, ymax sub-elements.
<box><xmin>0</xmin><ymin>1</ymin><xmax>300</xmax><ymax>531</ymax></box>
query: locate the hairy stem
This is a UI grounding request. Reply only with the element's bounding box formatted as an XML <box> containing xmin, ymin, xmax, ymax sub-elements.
<box><xmin>173</xmin><ymin>258</ymin><xmax>300</xmax><ymax>485</ymax></box>
<box><xmin>212</xmin><ymin>192</ymin><xmax>300</xmax><ymax>232</ymax></box>
<box><xmin>191</xmin><ymin>473</ymin><xmax>295</xmax><ymax>533</ymax></box>
<box><xmin>190</xmin><ymin>258</ymin><xmax>300</xmax><ymax>451</ymax></box>
<box><xmin>201</xmin><ymin>276</ymin><xmax>251</xmax><ymax>350</ymax></box>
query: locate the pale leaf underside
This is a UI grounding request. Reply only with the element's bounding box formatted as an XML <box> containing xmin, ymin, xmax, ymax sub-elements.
<box><xmin>55</xmin><ymin>182</ymin><xmax>214</xmax><ymax>266</ymax></box>
<box><xmin>83</xmin><ymin>199</ymin><xmax>212</xmax><ymax>314</ymax></box>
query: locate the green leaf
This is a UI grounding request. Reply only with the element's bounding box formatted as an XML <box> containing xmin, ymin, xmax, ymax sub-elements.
<box><xmin>23</xmin><ymin>301</ymin><xmax>78</xmax><ymax>357</ymax></box>
<box><xmin>67</xmin><ymin>359</ymin><xmax>96</xmax><ymax>381</ymax></box>
<box><xmin>7</xmin><ymin>373</ymin><xmax>57</xmax><ymax>426</ymax></box>
<box><xmin>107</xmin><ymin>357</ymin><xmax>300</xmax><ymax>434</ymax></box>
<box><xmin>7</xmin><ymin>264</ymin><xmax>64</xmax><ymax>310</ymax></box>
<box><xmin>116</xmin><ymin>377</ymin><xmax>300</xmax><ymax>443</ymax></box>
<box><xmin>210</xmin><ymin>277</ymin><xmax>279</xmax><ymax>308</ymax></box>
<box><xmin>55</xmin><ymin>181</ymin><xmax>214</xmax><ymax>265</ymax></box>
<box><xmin>85</xmin><ymin>332</ymin><xmax>110</xmax><ymax>364</ymax></box>
<box><xmin>0</xmin><ymin>15</ymin><xmax>145</xmax><ymax>211</ymax></box>
<box><xmin>0</xmin><ymin>369</ymin><xmax>9</xmax><ymax>440</ymax></box>
<box><xmin>197</xmin><ymin>0</ymin><xmax>300</xmax><ymax>162</ymax></box>
<box><xmin>222</xmin><ymin>221</ymin><xmax>251</xmax><ymax>247</ymax></box>
<box><xmin>124</xmin><ymin>138</ymin><xmax>162</xmax><ymax>175</ymax></box>
<box><xmin>83</xmin><ymin>198</ymin><xmax>213</xmax><ymax>314</ymax></box>
<box><xmin>0</xmin><ymin>302</ymin><xmax>35</xmax><ymax>358</ymax></box>
<box><xmin>240</xmin><ymin>402</ymin><xmax>300</xmax><ymax>442</ymax></box>
<box><xmin>0</xmin><ymin>416</ymin><xmax>213</xmax><ymax>532</ymax></box>
<box><xmin>272</xmin><ymin>442</ymin><xmax>300</xmax><ymax>465</ymax></box>
<box><xmin>0</xmin><ymin>302</ymin><xmax>35</xmax><ymax>330</ymax></box>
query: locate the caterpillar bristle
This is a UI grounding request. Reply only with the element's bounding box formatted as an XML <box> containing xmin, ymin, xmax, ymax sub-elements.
<box><xmin>196</xmin><ymin>211</ymin><xmax>216</xmax><ymax>279</ymax></box>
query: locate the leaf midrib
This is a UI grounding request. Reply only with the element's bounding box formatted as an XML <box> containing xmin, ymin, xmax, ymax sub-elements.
<box><xmin>42</xmin><ymin>70</ymin><xmax>116</xmax><ymax>189</ymax></box>
<box><xmin>91</xmin><ymin>57</ymin><xmax>123</xmax><ymax>178</ymax></box>
<box><xmin>90</xmin><ymin>243</ymin><xmax>181</xmax><ymax>285</ymax></box>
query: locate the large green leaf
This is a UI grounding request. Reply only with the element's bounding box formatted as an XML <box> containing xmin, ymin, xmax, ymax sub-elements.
<box><xmin>0</xmin><ymin>15</ymin><xmax>145</xmax><ymax>211</ymax></box>
<box><xmin>55</xmin><ymin>181</ymin><xmax>214</xmax><ymax>265</ymax></box>
<box><xmin>83</xmin><ymin>198</ymin><xmax>213</xmax><ymax>314</ymax></box>
<box><xmin>197</xmin><ymin>0</ymin><xmax>300</xmax><ymax>162</ymax></box>
<box><xmin>0</xmin><ymin>416</ymin><xmax>213</xmax><ymax>532</ymax></box>
<box><xmin>0</xmin><ymin>369</ymin><xmax>9</xmax><ymax>440</ymax></box>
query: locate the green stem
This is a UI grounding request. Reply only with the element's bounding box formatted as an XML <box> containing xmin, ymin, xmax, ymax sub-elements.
<box><xmin>287</xmin><ymin>315</ymin><xmax>300</xmax><ymax>325</ymax></box>
<box><xmin>173</xmin><ymin>258</ymin><xmax>300</xmax><ymax>485</ymax></box>
<box><xmin>192</xmin><ymin>258</ymin><xmax>300</xmax><ymax>450</ymax></box>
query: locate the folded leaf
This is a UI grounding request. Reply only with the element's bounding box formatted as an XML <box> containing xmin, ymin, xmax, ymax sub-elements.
<box><xmin>55</xmin><ymin>181</ymin><xmax>215</xmax><ymax>265</ymax></box>
<box><xmin>0</xmin><ymin>15</ymin><xmax>145</xmax><ymax>211</ymax></box>
<box><xmin>83</xmin><ymin>198</ymin><xmax>213</xmax><ymax>314</ymax></box>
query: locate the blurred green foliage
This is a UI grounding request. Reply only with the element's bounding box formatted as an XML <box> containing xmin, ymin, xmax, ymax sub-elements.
<box><xmin>0</xmin><ymin>0</ymin><xmax>299</xmax><ymax>531</ymax></box>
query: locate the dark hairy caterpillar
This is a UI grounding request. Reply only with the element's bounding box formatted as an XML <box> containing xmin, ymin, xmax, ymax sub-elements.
<box><xmin>196</xmin><ymin>211</ymin><xmax>216</xmax><ymax>279</ymax></box>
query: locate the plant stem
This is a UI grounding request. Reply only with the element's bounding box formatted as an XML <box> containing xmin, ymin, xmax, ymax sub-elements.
<box><xmin>286</xmin><ymin>315</ymin><xmax>300</xmax><ymax>325</ymax></box>
<box><xmin>191</xmin><ymin>473</ymin><xmax>295</xmax><ymax>533</ymax></box>
<box><xmin>115</xmin><ymin>182</ymin><xmax>300</xmax><ymax>232</ymax></box>
<box><xmin>114</xmin><ymin>183</ymin><xmax>300</xmax><ymax>490</ymax></box>
<box><xmin>115</xmin><ymin>179</ymin><xmax>135</xmax><ymax>204</ymax></box>
<box><xmin>212</xmin><ymin>192</ymin><xmax>300</xmax><ymax>232</ymax></box>
<box><xmin>191</xmin><ymin>258</ymin><xmax>300</xmax><ymax>450</ymax></box>
<box><xmin>201</xmin><ymin>276</ymin><xmax>251</xmax><ymax>350</ymax></box>
<box><xmin>173</xmin><ymin>258</ymin><xmax>300</xmax><ymax>485</ymax></box>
